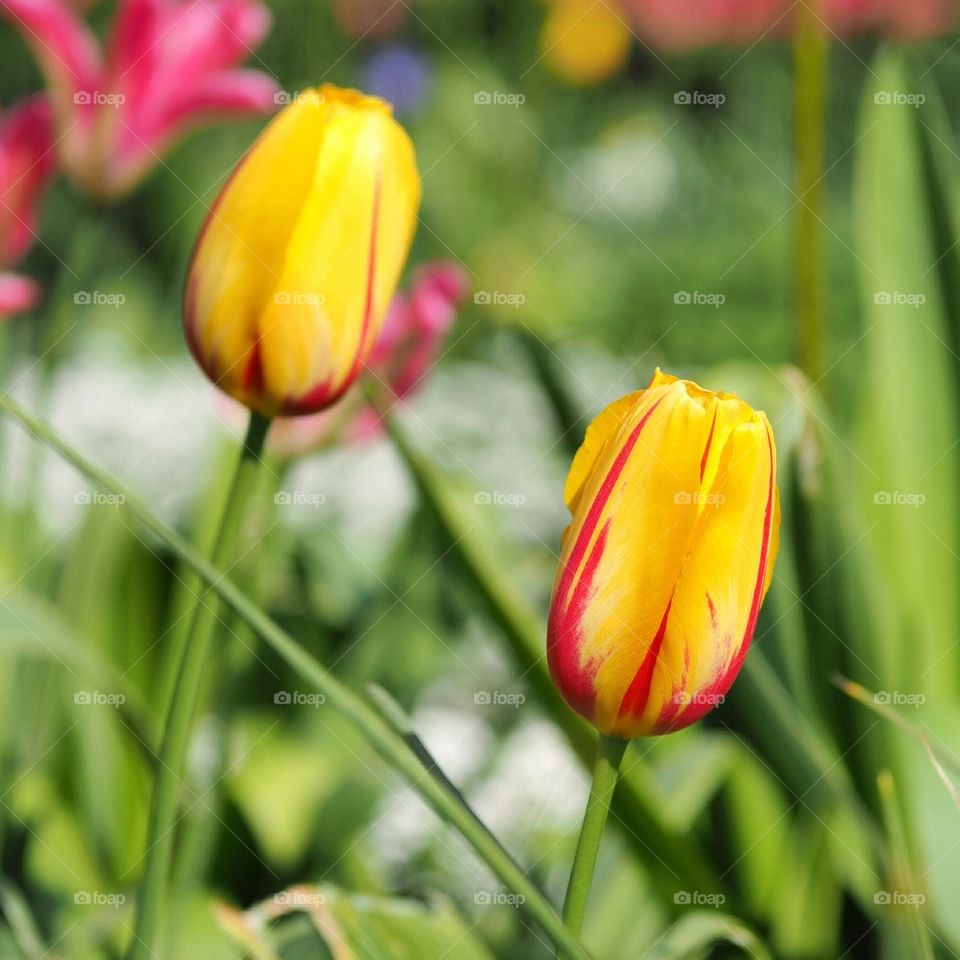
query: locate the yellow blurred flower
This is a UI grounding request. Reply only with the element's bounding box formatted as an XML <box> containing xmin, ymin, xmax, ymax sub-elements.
<box><xmin>540</xmin><ymin>0</ymin><xmax>632</xmax><ymax>86</ymax></box>
<box><xmin>185</xmin><ymin>85</ymin><xmax>421</xmax><ymax>416</ymax></box>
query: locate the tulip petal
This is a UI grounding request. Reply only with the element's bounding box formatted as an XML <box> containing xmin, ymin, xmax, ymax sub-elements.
<box><xmin>637</xmin><ymin>413</ymin><xmax>779</xmax><ymax>735</ymax></box>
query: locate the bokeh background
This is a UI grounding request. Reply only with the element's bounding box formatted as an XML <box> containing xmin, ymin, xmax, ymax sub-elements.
<box><xmin>2</xmin><ymin>0</ymin><xmax>960</xmax><ymax>957</ymax></box>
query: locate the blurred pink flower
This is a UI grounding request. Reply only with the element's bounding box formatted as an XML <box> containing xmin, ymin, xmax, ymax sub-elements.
<box><xmin>0</xmin><ymin>272</ymin><xmax>40</xmax><ymax>317</ymax></box>
<box><xmin>261</xmin><ymin>260</ymin><xmax>470</xmax><ymax>459</ymax></box>
<box><xmin>0</xmin><ymin>96</ymin><xmax>55</xmax><ymax>319</ymax></box>
<box><xmin>0</xmin><ymin>95</ymin><xmax>55</xmax><ymax>267</ymax></box>
<box><xmin>620</xmin><ymin>0</ymin><xmax>954</xmax><ymax>51</ymax></box>
<box><xmin>0</xmin><ymin>0</ymin><xmax>280</xmax><ymax>198</ymax></box>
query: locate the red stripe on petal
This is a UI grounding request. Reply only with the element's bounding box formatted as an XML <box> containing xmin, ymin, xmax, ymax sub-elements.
<box><xmin>617</xmin><ymin>594</ymin><xmax>674</xmax><ymax>720</ymax></box>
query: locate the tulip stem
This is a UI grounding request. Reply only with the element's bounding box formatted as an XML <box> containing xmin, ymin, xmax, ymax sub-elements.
<box><xmin>559</xmin><ymin>734</ymin><xmax>628</xmax><ymax>951</ymax></box>
<box><xmin>127</xmin><ymin>409</ymin><xmax>271</xmax><ymax>960</ymax></box>
<box><xmin>793</xmin><ymin>0</ymin><xmax>829</xmax><ymax>385</ymax></box>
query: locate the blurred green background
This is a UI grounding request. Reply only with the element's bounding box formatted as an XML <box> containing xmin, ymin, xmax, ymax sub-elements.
<box><xmin>3</xmin><ymin>1</ymin><xmax>960</xmax><ymax>958</ymax></box>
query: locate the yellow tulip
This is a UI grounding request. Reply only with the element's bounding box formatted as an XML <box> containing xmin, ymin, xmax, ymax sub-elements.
<box><xmin>184</xmin><ymin>85</ymin><xmax>421</xmax><ymax>416</ymax></box>
<box><xmin>547</xmin><ymin>369</ymin><xmax>780</xmax><ymax>738</ymax></box>
<box><xmin>540</xmin><ymin>0</ymin><xmax>632</xmax><ymax>86</ymax></box>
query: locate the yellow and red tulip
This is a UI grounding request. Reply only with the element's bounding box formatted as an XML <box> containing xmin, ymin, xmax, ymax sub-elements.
<box><xmin>547</xmin><ymin>369</ymin><xmax>780</xmax><ymax>738</ymax></box>
<box><xmin>184</xmin><ymin>85</ymin><xmax>421</xmax><ymax>417</ymax></box>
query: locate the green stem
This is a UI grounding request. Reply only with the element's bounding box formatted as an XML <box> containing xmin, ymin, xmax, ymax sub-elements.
<box><xmin>793</xmin><ymin>0</ymin><xmax>829</xmax><ymax>384</ymax></box>
<box><xmin>560</xmin><ymin>734</ymin><xmax>627</xmax><ymax>947</ymax></box>
<box><xmin>127</xmin><ymin>410</ymin><xmax>271</xmax><ymax>960</ymax></box>
<box><xmin>0</xmin><ymin>392</ymin><xmax>592</xmax><ymax>960</ymax></box>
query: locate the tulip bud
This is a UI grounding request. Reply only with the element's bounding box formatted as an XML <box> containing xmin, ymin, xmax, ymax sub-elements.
<box><xmin>547</xmin><ymin>369</ymin><xmax>780</xmax><ymax>738</ymax></box>
<box><xmin>184</xmin><ymin>85</ymin><xmax>421</xmax><ymax>416</ymax></box>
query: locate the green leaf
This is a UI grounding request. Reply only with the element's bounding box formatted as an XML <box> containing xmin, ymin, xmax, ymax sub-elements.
<box><xmin>853</xmin><ymin>46</ymin><xmax>960</xmax><ymax>700</ymax></box>
<box><xmin>216</xmin><ymin>886</ymin><xmax>497</xmax><ymax>960</ymax></box>
<box><xmin>643</xmin><ymin>911</ymin><xmax>772</xmax><ymax>960</ymax></box>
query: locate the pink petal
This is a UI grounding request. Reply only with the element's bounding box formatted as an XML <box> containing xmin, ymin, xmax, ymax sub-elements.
<box><xmin>0</xmin><ymin>271</ymin><xmax>40</xmax><ymax>317</ymax></box>
<box><xmin>0</xmin><ymin>96</ymin><xmax>56</xmax><ymax>267</ymax></box>
<box><xmin>0</xmin><ymin>0</ymin><xmax>102</xmax><ymax>115</ymax></box>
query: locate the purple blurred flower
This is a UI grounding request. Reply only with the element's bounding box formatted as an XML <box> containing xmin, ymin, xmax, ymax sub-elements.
<box><xmin>361</xmin><ymin>44</ymin><xmax>432</xmax><ymax>116</ymax></box>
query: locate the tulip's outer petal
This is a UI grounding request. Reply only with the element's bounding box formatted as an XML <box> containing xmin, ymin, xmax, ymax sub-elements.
<box><xmin>0</xmin><ymin>271</ymin><xmax>40</xmax><ymax>317</ymax></box>
<box><xmin>541</xmin><ymin>0</ymin><xmax>632</xmax><ymax>86</ymax></box>
<box><xmin>0</xmin><ymin>96</ymin><xmax>56</xmax><ymax>267</ymax></box>
<box><xmin>185</xmin><ymin>86</ymin><xmax>420</xmax><ymax>417</ymax></box>
<box><xmin>548</xmin><ymin>369</ymin><xmax>781</xmax><ymax>738</ymax></box>
<box><xmin>620</xmin><ymin>412</ymin><xmax>779</xmax><ymax>736</ymax></box>
<box><xmin>263</xmin><ymin>90</ymin><xmax>419</xmax><ymax>412</ymax></box>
